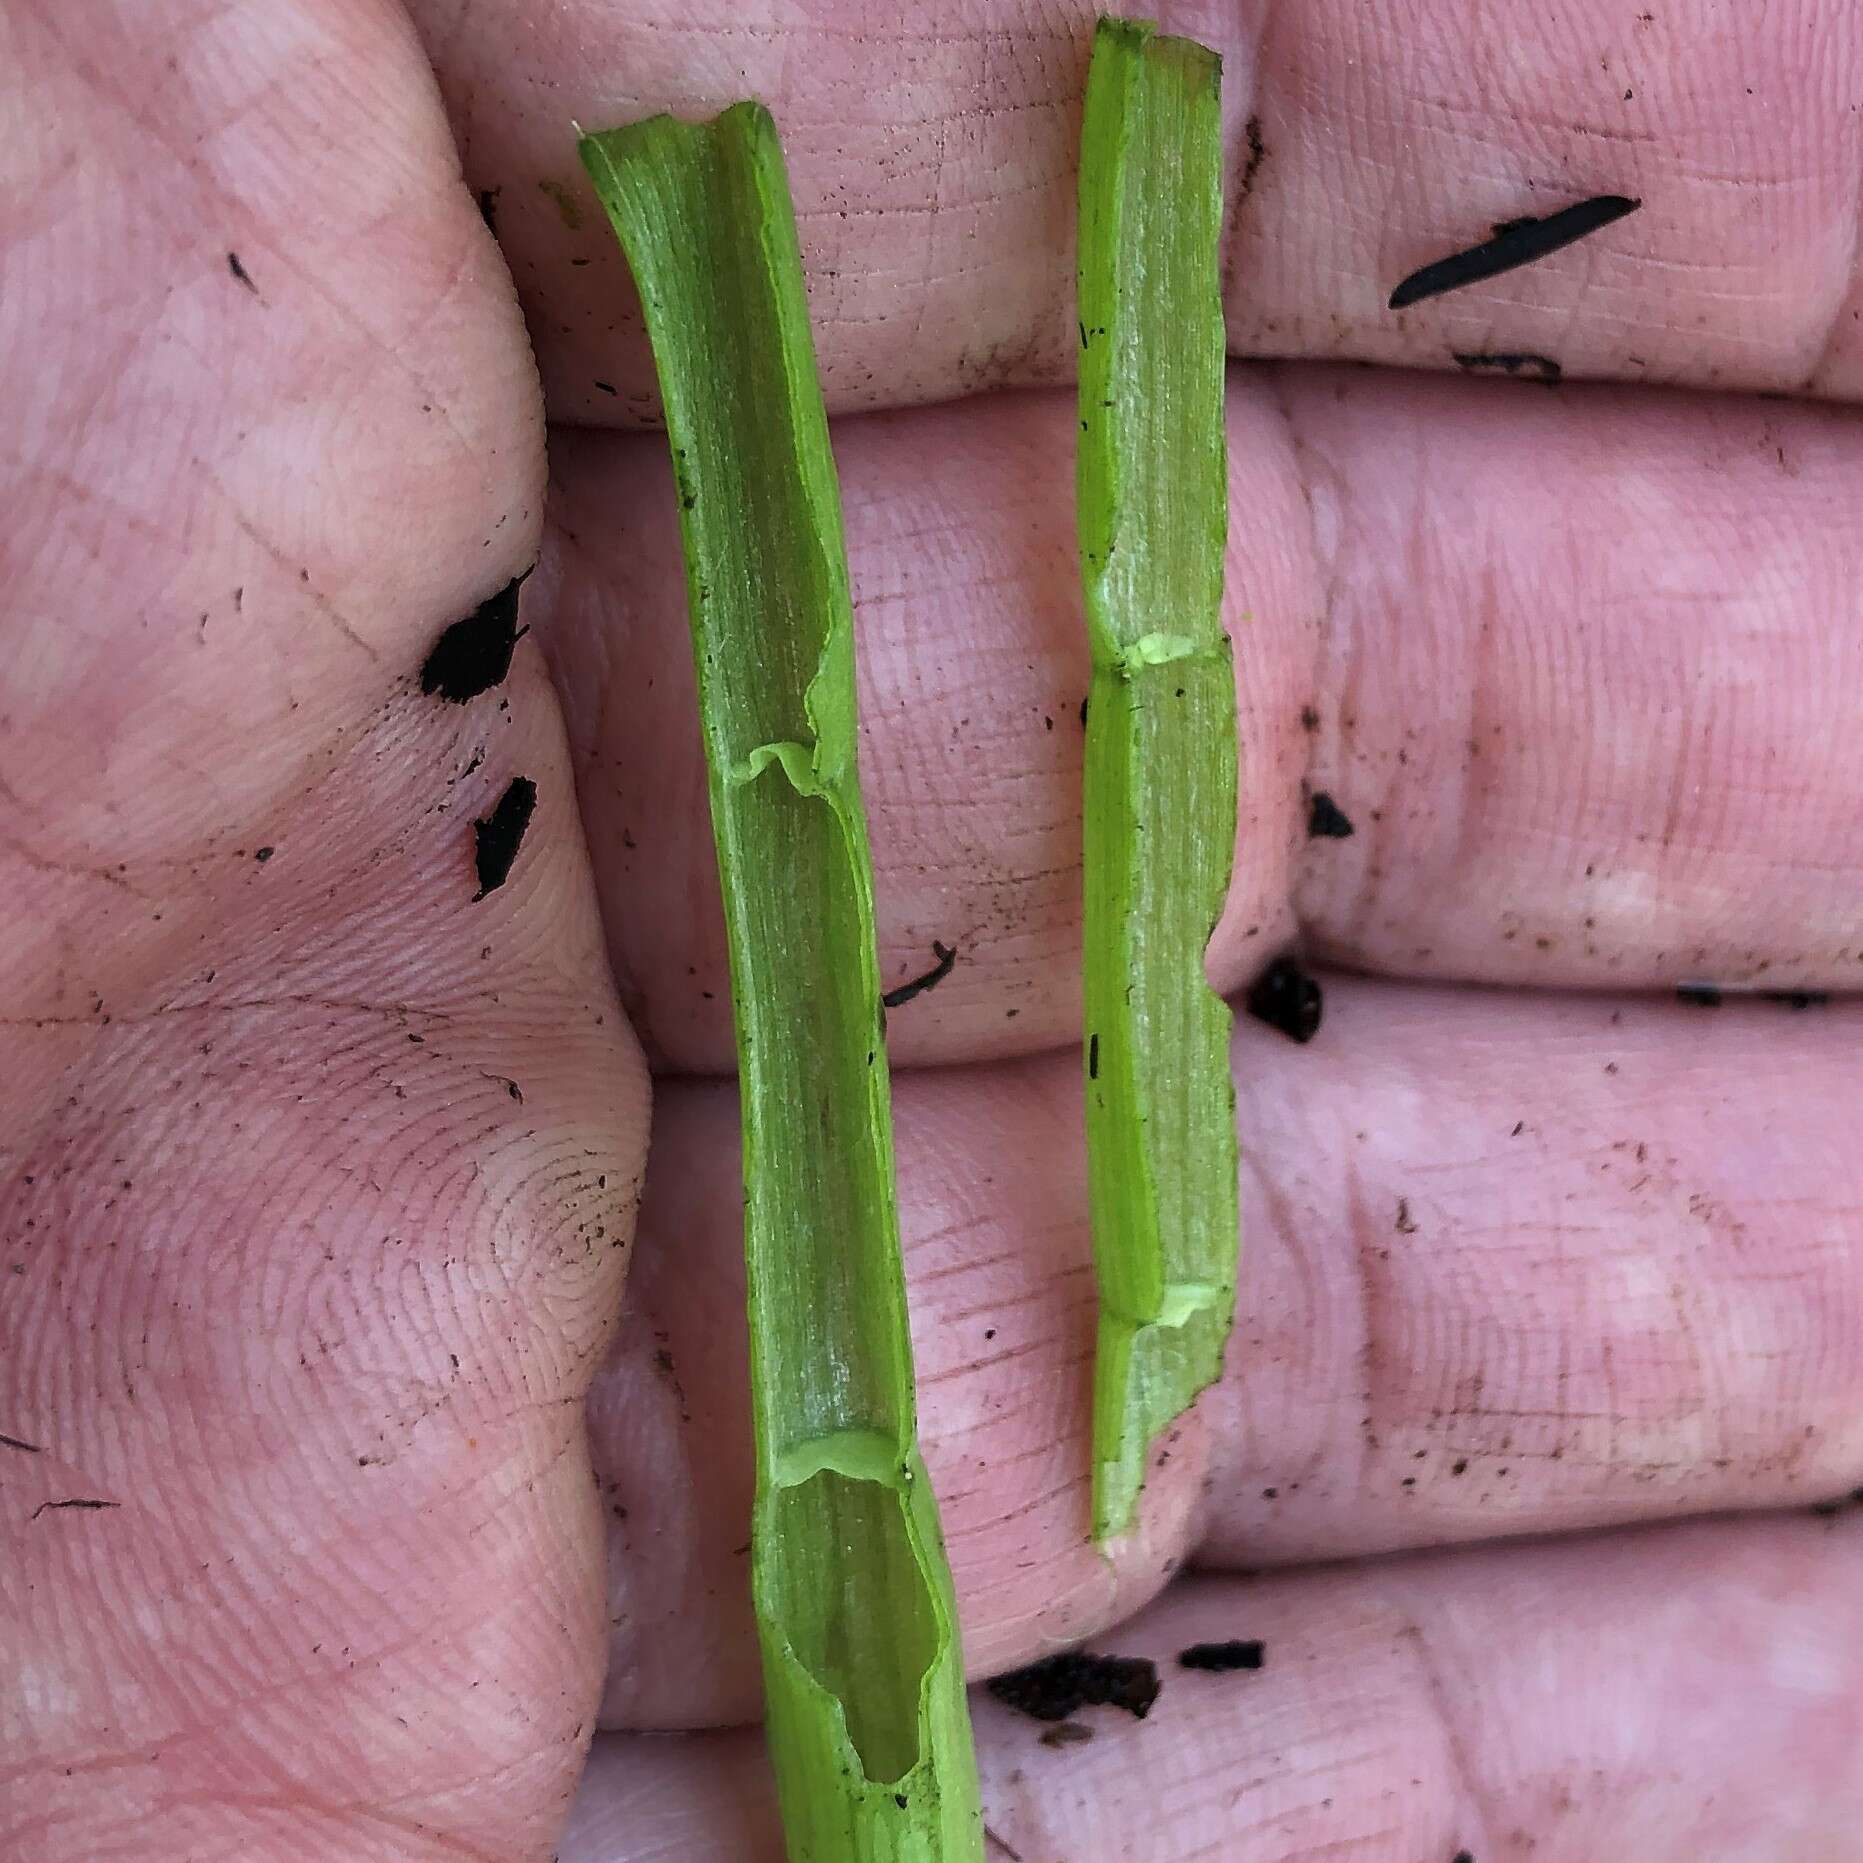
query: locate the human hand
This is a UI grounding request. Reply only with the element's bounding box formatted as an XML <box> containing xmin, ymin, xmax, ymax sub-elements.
<box><xmin>4</xmin><ymin>3</ymin><xmax>1860</xmax><ymax>1859</ymax></box>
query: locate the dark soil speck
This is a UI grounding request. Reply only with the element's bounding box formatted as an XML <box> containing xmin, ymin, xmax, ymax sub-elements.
<box><xmin>473</xmin><ymin>778</ymin><xmax>537</xmax><ymax>900</ymax></box>
<box><xmin>1246</xmin><ymin>955</ymin><xmax>1323</xmax><ymax>1043</ymax></box>
<box><xmin>421</xmin><ymin>570</ymin><xmax>533</xmax><ymax>703</ymax></box>
<box><xmin>1178</xmin><ymin>1639</ymin><xmax>1265</xmax><ymax>1672</ymax></box>
<box><xmin>1307</xmin><ymin>791</ymin><xmax>1355</xmax><ymax>838</ymax></box>
<box><xmin>1452</xmin><ymin>351</ymin><xmax>1562</xmax><ymax>385</ymax></box>
<box><xmin>988</xmin><ymin>1650</ymin><xmax>1160</xmax><ymax>1723</ymax></box>
<box><xmin>882</xmin><ymin>940</ymin><xmax>957</xmax><ymax>1009</ymax></box>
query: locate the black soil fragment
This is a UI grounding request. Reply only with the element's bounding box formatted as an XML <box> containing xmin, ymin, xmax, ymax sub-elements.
<box><xmin>1676</xmin><ymin>983</ymin><xmax>1722</xmax><ymax>1007</ymax></box>
<box><xmin>1307</xmin><ymin>791</ymin><xmax>1355</xmax><ymax>838</ymax></box>
<box><xmin>1238</xmin><ymin>115</ymin><xmax>1266</xmax><ymax>199</ymax></box>
<box><xmin>227</xmin><ymin>251</ymin><xmax>258</xmax><ymax>294</ymax></box>
<box><xmin>882</xmin><ymin>940</ymin><xmax>957</xmax><ymax>1009</ymax></box>
<box><xmin>1178</xmin><ymin>1638</ymin><xmax>1265</xmax><ymax>1672</ymax></box>
<box><xmin>1765</xmin><ymin>990</ymin><xmax>1830</xmax><ymax>1010</ymax></box>
<box><xmin>0</xmin><ymin>1432</ymin><xmax>42</xmax><ymax>1454</ymax></box>
<box><xmin>1388</xmin><ymin>195</ymin><xmax>1640</xmax><ymax>310</ymax></box>
<box><xmin>473</xmin><ymin>778</ymin><xmax>537</xmax><ymax>900</ymax></box>
<box><xmin>31</xmin><ymin>1498</ymin><xmax>119</xmax><ymax>1521</ymax></box>
<box><xmin>1453</xmin><ymin>1853</ymin><xmax>1476</xmax><ymax>1863</ymax></box>
<box><xmin>1246</xmin><ymin>955</ymin><xmax>1323</xmax><ymax>1044</ymax></box>
<box><xmin>1453</xmin><ymin>351</ymin><xmax>1563</xmax><ymax>385</ymax></box>
<box><xmin>987</xmin><ymin>1650</ymin><xmax>1161</xmax><ymax>1723</ymax></box>
<box><xmin>1038</xmin><ymin>1722</ymin><xmax>1095</xmax><ymax>1748</ymax></box>
<box><xmin>421</xmin><ymin>570</ymin><xmax>533</xmax><ymax>703</ymax></box>
<box><xmin>1809</xmin><ymin>1486</ymin><xmax>1863</xmax><ymax>1518</ymax></box>
<box><xmin>478</xmin><ymin>188</ymin><xmax>500</xmax><ymax>232</ymax></box>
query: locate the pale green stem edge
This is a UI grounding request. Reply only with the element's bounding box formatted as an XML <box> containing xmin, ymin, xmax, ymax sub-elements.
<box><xmin>1077</xmin><ymin>16</ymin><xmax>1242</xmax><ymax>1541</ymax></box>
<box><xmin>581</xmin><ymin>107</ymin><xmax>982</xmax><ymax>1862</ymax></box>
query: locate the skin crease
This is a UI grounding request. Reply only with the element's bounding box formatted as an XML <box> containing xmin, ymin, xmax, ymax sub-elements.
<box><xmin>1</xmin><ymin>4</ymin><xmax>1858</xmax><ymax>1862</ymax></box>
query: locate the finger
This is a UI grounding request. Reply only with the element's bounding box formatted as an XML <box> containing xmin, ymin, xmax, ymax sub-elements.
<box><xmin>588</xmin><ymin>979</ymin><xmax>1863</xmax><ymax>1727</ymax></box>
<box><xmin>539</xmin><ymin>369</ymin><xmax>1863</xmax><ymax>1073</ymax></box>
<box><xmin>565</xmin><ymin>1513</ymin><xmax>1863</xmax><ymax>1861</ymax></box>
<box><xmin>406</xmin><ymin>0</ymin><xmax>1863</xmax><ymax>420</ymax></box>
<box><xmin>3</xmin><ymin>0</ymin><xmax>540</xmax><ymax>1021</ymax></box>
<box><xmin>1</xmin><ymin>3</ymin><xmax>645</xmax><ymax>1855</ymax></box>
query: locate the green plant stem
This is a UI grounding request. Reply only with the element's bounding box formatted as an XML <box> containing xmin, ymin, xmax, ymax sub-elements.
<box><xmin>580</xmin><ymin>106</ymin><xmax>982</xmax><ymax>1862</ymax></box>
<box><xmin>1076</xmin><ymin>16</ymin><xmax>1241</xmax><ymax>1541</ymax></box>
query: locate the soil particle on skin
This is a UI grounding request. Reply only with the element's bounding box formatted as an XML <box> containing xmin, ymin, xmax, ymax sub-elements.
<box><xmin>1453</xmin><ymin>351</ymin><xmax>1563</xmax><ymax>385</ymax></box>
<box><xmin>0</xmin><ymin>1432</ymin><xmax>42</xmax><ymax>1454</ymax></box>
<box><xmin>538</xmin><ymin>177</ymin><xmax>585</xmax><ymax>230</ymax></box>
<box><xmin>1395</xmin><ymin>1199</ymin><xmax>1418</xmax><ymax>1234</ymax></box>
<box><xmin>253</xmin><ymin>846</ymin><xmax>274</xmax><ymax>863</ymax></box>
<box><xmin>1178</xmin><ymin>1639</ymin><xmax>1265</xmax><ymax>1672</ymax></box>
<box><xmin>473</xmin><ymin>778</ymin><xmax>537</xmax><ymax>900</ymax></box>
<box><xmin>1809</xmin><ymin>1486</ymin><xmax>1863</xmax><ymax>1518</ymax></box>
<box><xmin>1676</xmin><ymin>983</ymin><xmax>1722</xmax><ymax>1007</ymax></box>
<box><xmin>478</xmin><ymin>188</ymin><xmax>500</xmax><ymax>232</ymax></box>
<box><xmin>1038</xmin><ymin>1722</ymin><xmax>1095</xmax><ymax>1748</ymax></box>
<box><xmin>227</xmin><ymin>251</ymin><xmax>258</xmax><ymax>294</ymax></box>
<box><xmin>1299</xmin><ymin>705</ymin><xmax>1320</xmax><ymax>732</ymax></box>
<box><xmin>420</xmin><ymin>570</ymin><xmax>533</xmax><ymax>702</ymax></box>
<box><xmin>1453</xmin><ymin>1852</ymin><xmax>1476</xmax><ymax>1863</ymax></box>
<box><xmin>987</xmin><ymin>1650</ymin><xmax>1161</xmax><ymax>1723</ymax></box>
<box><xmin>882</xmin><ymin>940</ymin><xmax>957</xmax><ymax>1009</ymax></box>
<box><xmin>1238</xmin><ymin>115</ymin><xmax>1267</xmax><ymax>199</ymax></box>
<box><xmin>1307</xmin><ymin>791</ymin><xmax>1355</xmax><ymax>838</ymax></box>
<box><xmin>1388</xmin><ymin>195</ymin><xmax>1640</xmax><ymax>310</ymax></box>
<box><xmin>1246</xmin><ymin>954</ymin><xmax>1323</xmax><ymax>1044</ymax></box>
<box><xmin>1766</xmin><ymin>990</ymin><xmax>1830</xmax><ymax>1010</ymax></box>
<box><xmin>31</xmin><ymin>1498</ymin><xmax>119</xmax><ymax>1521</ymax></box>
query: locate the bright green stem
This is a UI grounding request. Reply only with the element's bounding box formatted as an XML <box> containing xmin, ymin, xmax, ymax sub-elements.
<box><xmin>580</xmin><ymin>107</ymin><xmax>981</xmax><ymax>1862</ymax></box>
<box><xmin>1076</xmin><ymin>17</ymin><xmax>1241</xmax><ymax>1541</ymax></box>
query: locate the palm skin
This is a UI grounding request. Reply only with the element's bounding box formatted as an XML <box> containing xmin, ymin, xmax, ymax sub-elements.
<box><xmin>2</xmin><ymin>2</ymin><xmax>1860</xmax><ymax>1859</ymax></box>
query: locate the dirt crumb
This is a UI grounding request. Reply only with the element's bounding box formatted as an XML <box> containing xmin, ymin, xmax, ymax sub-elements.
<box><xmin>1307</xmin><ymin>791</ymin><xmax>1355</xmax><ymax>838</ymax></box>
<box><xmin>473</xmin><ymin>778</ymin><xmax>537</xmax><ymax>900</ymax></box>
<box><xmin>421</xmin><ymin>571</ymin><xmax>533</xmax><ymax>703</ymax></box>
<box><xmin>882</xmin><ymin>940</ymin><xmax>957</xmax><ymax>1009</ymax></box>
<box><xmin>988</xmin><ymin>1650</ymin><xmax>1160</xmax><ymax>1723</ymax></box>
<box><xmin>1452</xmin><ymin>351</ymin><xmax>1562</xmax><ymax>385</ymax></box>
<box><xmin>1178</xmin><ymin>1639</ymin><xmax>1265</xmax><ymax>1673</ymax></box>
<box><xmin>1245</xmin><ymin>954</ymin><xmax>1323</xmax><ymax>1044</ymax></box>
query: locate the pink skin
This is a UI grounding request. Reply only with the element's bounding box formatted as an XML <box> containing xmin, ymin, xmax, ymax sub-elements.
<box><xmin>566</xmin><ymin>1520</ymin><xmax>1863</xmax><ymax>1860</ymax></box>
<box><xmin>2</xmin><ymin>2</ymin><xmax>1860</xmax><ymax>1859</ymax></box>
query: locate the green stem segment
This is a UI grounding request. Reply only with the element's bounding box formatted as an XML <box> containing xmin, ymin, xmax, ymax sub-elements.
<box><xmin>580</xmin><ymin>108</ymin><xmax>982</xmax><ymax>1861</ymax></box>
<box><xmin>1076</xmin><ymin>17</ymin><xmax>1241</xmax><ymax>1541</ymax></box>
